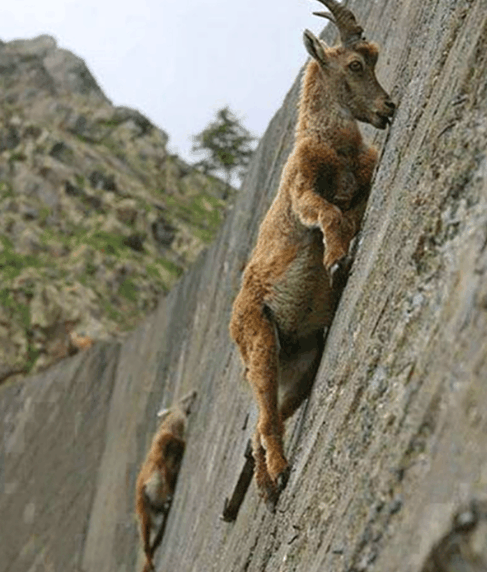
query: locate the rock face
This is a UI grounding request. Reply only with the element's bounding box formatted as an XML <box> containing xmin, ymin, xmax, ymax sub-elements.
<box><xmin>0</xmin><ymin>36</ymin><xmax>231</xmax><ymax>380</ymax></box>
<box><xmin>1</xmin><ymin>1</ymin><xmax>487</xmax><ymax>571</ymax></box>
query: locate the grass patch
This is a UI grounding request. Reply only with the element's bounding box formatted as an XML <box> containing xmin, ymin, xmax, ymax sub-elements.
<box><xmin>99</xmin><ymin>136</ymin><xmax>124</xmax><ymax>157</ymax></box>
<box><xmin>74</xmin><ymin>173</ymin><xmax>85</xmax><ymax>188</ymax></box>
<box><xmin>158</xmin><ymin>258</ymin><xmax>183</xmax><ymax>277</ymax></box>
<box><xmin>25</xmin><ymin>345</ymin><xmax>41</xmax><ymax>373</ymax></box>
<box><xmin>118</xmin><ymin>278</ymin><xmax>137</xmax><ymax>302</ymax></box>
<box><xmin>192</xmin><ymin>194</ymin><xmax>223</xmax><ymax>232</ymax></box>
<box><xmin>101</xmin><ymin>299</ymin><xmax>123</xmax><ymax>323</ymax></box>
<box><xmin>84</xmin><ymin>231</ymin><xmax>127</xmax><ymax>257</ymax></box>
<box><xmin>75</xmin><ymin>133</ymin><xmax>90</xmax><ymax>144</ymax></box>
<box><xmin>0</xmin><ymin>181</ymin><xmax>14</xmax><ymax>199</ymax></box>
<box><xmin>0</xmin><ymin>246</ymin><xmax>42</xmax><ymax>281</ymax></box>
<box><xmin>38</xmin><ymin>206</ymin><xmax>51</xmax><ymax>226</ymax></box>
<box><xmin>40</xmin><ymin>222</ymin><xmax>83</xmax><ymax>249</ymax></box>
<box><xmin>0</xmin><ymin>288</ymin><xmax>13</xmax><ymax>309</ymax></box>
<box><xmin>162</xmin><ymin>193</ymin><xmax>224</xmax><ymax>243</ymax></box>
<box><xmin>145</xmin><ymin>263</ymin><xmax>161</xmax><ymax>279</ymax></box>
<box><xmin>85</xmin><ymin>260</ymin><xmax>97</xmax><ymax>275</ymax></box>
<box><xmin>16</xmin><ymin>302</ymin><xmax>30</xmax><ymax>329</ymax></box>
<box><xmin>0</xmin><ymin>235</ymin><xmax>14</xmax><ymax>250</ymax></box>
<box><xmin>9</xmin><ymin>151</ymin><xmax>26</xmax><ymax>162</ymax></box>
<box><xmin>193</xmin><ymin>226</ymin><xmax>216</xmax><ymax>243</ymax></box>
<box><xmin>0</xmin><ymin>288</ymin><xmax>31</xmax><ymax>328</ymax></box>
<box><xmin>97</xmin><ymin>118</ymin><xmax>121</xmax><ymax>129</ymax></box>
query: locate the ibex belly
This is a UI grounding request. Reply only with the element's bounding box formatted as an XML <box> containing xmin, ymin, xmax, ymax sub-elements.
<box><xmin>267</xmin><ymin>243</ymin><xmax>336</xmax><ymax>341</ymax></box>
<box><xmin>144</xmin><ymin>471</ymin><xmax>169</xmax><ymax>513</ymax></box>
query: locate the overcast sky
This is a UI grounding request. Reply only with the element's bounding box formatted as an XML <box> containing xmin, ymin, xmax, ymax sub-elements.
<box><xmin>0</xmin><ymin>0</ymin><xmax>329</xmax><ymax>163</ymax></box>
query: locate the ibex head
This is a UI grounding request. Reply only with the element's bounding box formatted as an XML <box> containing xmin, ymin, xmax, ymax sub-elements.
<box><xmin>304</xmin><ymin>0</ymin><xmax>395</xmax><ymax>129</ymax></box>
<box><xmin>157</xmin><ymin>390</ymin><xmax>197</xmax><ymax>419</ymax></box>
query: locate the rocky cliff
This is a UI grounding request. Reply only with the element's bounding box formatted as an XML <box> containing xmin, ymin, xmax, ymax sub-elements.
<box><xmin>1</xmin><ymin>0</ymin><xmax>487</xmax><ymax>571</ymax></box>
<box><xmin>0</xmin><ymin>35</ymin><xmax>231</xmax><ymax>381</ymax></box>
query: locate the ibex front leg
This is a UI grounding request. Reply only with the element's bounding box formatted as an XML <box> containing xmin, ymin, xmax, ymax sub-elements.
<box><xmin>292</xmin><ymin>186</ymin><xmax>350</xmax><ymax>271</ymax></box>
<box><xmin>290</xmin><ymin>142</ymin><xmax>354</xmax><ymax>273</ymax></box>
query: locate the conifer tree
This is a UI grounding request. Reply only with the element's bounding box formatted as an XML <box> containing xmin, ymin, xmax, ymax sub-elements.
<box><xmin>192</xmin><ymin>107</ymin><xmax>256</xmax><ymax>194</ymax></box>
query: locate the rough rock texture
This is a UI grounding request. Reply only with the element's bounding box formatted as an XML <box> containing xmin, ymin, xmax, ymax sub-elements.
<box><xmin>0</xmin><ymin>35</ymin><xmax>231</xmax><ymax>380</ymax></box>
<box><xmin>1</xmin><ymin>0</ymin><xmax>487</xmax><ymax>571</ymax></box>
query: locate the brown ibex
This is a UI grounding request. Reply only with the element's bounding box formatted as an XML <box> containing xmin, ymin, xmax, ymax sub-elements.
<box><xmin>229</xmin><ymin>0</ymin><xmax>395</xmax><ymax>508</ymax></box>
<box><xmin>135</xmin><ymin>390</ymin><xmax>197</xmax><ymax>571</ymax></box>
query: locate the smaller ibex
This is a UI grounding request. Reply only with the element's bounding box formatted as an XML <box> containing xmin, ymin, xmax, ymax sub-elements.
<box><xmin>135</xmin><ymin>390</ymin><xmax>197</xmax><ymax>572</ymax></box>
<box><xmin>230</xmin><ymin>0</ymin><xmax>395</xmax><ymax>508</ymax></box>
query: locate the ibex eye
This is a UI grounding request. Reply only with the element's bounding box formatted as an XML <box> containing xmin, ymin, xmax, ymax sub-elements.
<box><xmin>349</xmin><ymin>61</ymin><xmax>363</xmax><ymax>72</ymax></box>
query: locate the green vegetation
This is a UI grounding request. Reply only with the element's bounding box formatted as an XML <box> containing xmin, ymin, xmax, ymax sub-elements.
<box><xmin>25</xmin><ymin>344</ymin><xmax>41</xmax><ymax>373</ymax></box>
<box><xmin>9</xmin><ymin>151</ymin><xmax>26</xmax><ymax>162</ymax></box>
<box><xmin>192</xmin><ymin>106</ymin><xmax>255</xmax><ymax>189</ymax></box>
<box><xmin>0</xmin><ymin>239</ymin><xmax>42</xmax><ymax>281</ymax></box>
<box><xmin>84</xmin><ymin>231</ymin><xmax>127</xmax><ymax>256</ymax></box>
<box><xmin>97</xmin><ymin>118</ymin><xmax>121</xmax><ymax>129</ymax></box>
<box><xmin>74</xmin><ymin>173</ymin><xmax>85</xmax><ymax>187</ymax></box>
<box><xmin>101</xmin><ymin>299</ymin><xmax>123</xmax><ymax>323</ymax></box>
<box><xmin>85</xmin><ymin>260</ymin><xmax>97</xmax><ymax>275</ymax></box>
<box><xmin>0</xmin><ymin>287</ymin><xmax>35</xmax><ymax>370</ymax></box>
<box><xmin>0</xmin><ymin>182</ymin><xmax>14</xmax><ymax>199</ymax></box>
<box><xmin>158</xmin><ymin>258</ymin><xmax>183</xmax><ymax>277</ymax></box>
<box><xmin>163</xmin><ymin>192</ymin><xmax>224</xmax><ymax>243</ymax></box>
<box><xmin>145</xmin><ymin>263</ymin><xmax>161</xmax><ymax>279</ymax></box>
<box><xmin>118</xmin><ymin>278</ymin><xmax>138</xmax><ymax>302</ymax></box>
<box><xmin>0</xmin><ymin>235</ymin><xmax>14</xmax><ymax>249</ymax></box>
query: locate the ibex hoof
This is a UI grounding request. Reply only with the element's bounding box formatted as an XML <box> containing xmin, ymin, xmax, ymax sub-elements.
<box><xmin>276</xmin><ymin>466</ymin><xmax>291</xmax><ymax>492</ymax></box>
<box><xmin>264</xmin><ymin>466</ymin><xmax>291</xmax><ymax>513</ymax></box>
<box><xmin>265</xmin><ymin>494</ymin><xmax>279</xmax><ymax>513</ymax></box>
<box><xmin>329</xmin><ymin>255</ymin><xmax>352</xmax><ymax>289</ymax></box>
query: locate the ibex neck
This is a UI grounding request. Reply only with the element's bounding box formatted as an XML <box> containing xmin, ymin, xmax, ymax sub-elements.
<box><xmin>296</xmin><ymin>60</ymin><xmax>362</xmax><ymax>150</ymax></box>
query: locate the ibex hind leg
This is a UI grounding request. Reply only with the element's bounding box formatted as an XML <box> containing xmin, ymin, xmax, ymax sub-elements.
<box><xmin>250</xmin><ymin>332</ymin><xmax>323</xmax><ymax>511</ymax></box>
<box><xmin>240</xmin><ymin>305</ymin><xmax>289</xmax><ymax>498</ymax></box>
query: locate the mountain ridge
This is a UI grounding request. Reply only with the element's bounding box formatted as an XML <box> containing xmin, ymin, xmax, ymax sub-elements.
<box><xmin>0</xmin><ymin>34</ymin><xmax>233</xmax><ymax>381</ymax></box>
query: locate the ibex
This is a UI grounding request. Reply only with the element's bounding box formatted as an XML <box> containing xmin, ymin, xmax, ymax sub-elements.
<box><xmin>135</xmin><ymin>390</ymin><xmax>197</xmax><ymax>571</ymax></box>
<box><xmin>229</xmin><ymin>0</ymin><xmax>395</xmax><ymax>508</ymax></box>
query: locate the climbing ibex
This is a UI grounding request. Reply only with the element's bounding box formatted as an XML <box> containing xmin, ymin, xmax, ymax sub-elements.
<box><xmin>135</xmin><ymin>391</ymin><xmax>197</xmax><ymax>571</ymax></box>
<box><xmin>230</xmin><ymin>0</ymin><xmax>395</xmax><ymax>507</ymax></box>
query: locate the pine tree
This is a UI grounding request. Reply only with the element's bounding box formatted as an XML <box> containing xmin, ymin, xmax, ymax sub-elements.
<box><xmin>192</xmin><ymin>107</ymin><xmax>256</xmax><ymax>195</ymax></box>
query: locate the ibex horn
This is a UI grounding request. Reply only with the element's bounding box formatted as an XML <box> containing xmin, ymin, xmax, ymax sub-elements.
<box><xmin>313</xmin><ymin>0</ymin><xmax>364</xmax><ymax>47</ymax></box>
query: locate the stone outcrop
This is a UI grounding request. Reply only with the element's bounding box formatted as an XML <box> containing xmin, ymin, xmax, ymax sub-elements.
<box><xmin>1</xmin><ymin>0</ymin><xmax>486</xmax><ymax>570</ymax></box>
<box><xmin>0</xmin><ymin>36</ymin><xmax>231</xmax><ymax>379</ymax></box>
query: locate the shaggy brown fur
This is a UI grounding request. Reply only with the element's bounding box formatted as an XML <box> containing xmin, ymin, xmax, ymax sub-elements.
<box><xmin>229</xmin><ymin>0</ymin><xmax>395</xmax><ymax>507</ymax></box>
<box><xmin>135</xmin><ymin>391</ymin><xmax>196</xmax><ymax>571</ymax></box>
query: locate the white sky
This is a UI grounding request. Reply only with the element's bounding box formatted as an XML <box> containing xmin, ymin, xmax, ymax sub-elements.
<box><xmin>0</xmin><ymin>0</ymin><xmax>327</xmax><ymax>162</ymax></box>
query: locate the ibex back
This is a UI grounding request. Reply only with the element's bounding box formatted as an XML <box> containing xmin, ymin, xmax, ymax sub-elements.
<box><xmin>229</xmin><ymin>0</ymin><xmax>395</xmax><ymax>507</ymax></box>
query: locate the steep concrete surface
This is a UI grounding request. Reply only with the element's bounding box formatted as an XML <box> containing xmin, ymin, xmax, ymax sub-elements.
<box><xmin>1</xmin><ymin>0</ymin><xmax>487</xmax><ymax>571</ymax></box>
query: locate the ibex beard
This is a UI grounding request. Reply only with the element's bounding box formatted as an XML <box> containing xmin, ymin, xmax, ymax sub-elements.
<box><xmin>229</xmin><ymin>0</ymin><xmax>395</xmax><ymax>509</ymax></box>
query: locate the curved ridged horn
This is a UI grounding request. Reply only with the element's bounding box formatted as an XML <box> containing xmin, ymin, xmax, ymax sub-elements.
<box><xmin>313</xmin><ymin>0</ymin><xmax>364</xmax><ymax>47</ymax></box>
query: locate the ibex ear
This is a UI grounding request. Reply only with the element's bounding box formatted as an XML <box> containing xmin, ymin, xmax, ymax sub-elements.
<box><xmin>178</xmin><ymin>390</ymin><xmax>197</xmax><ymax>415</ymax></box>
<box><xmin>303</xmin><ymin>29</ymin><xmax>329</xmax><ymax>66</ymax></box>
